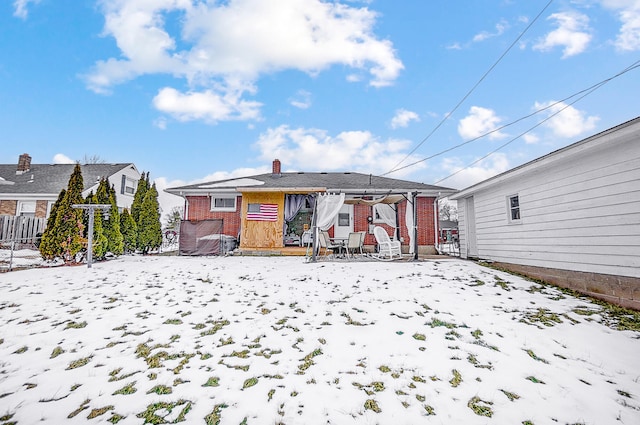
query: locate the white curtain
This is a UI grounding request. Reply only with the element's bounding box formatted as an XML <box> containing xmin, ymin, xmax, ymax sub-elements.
<box><xmin>405</xmin><ymin>192</ymin><xmax>415</xmax><ymax>254</ymax></box>
<box><xmin>375</xmin><ymin>204</ymin><xmax>397</xmax><ymax>237</ymax></box>
<box><xmin>316</xmin><ymin>193</ymin><xmax>345</xmax><ymax>230</ymax></box>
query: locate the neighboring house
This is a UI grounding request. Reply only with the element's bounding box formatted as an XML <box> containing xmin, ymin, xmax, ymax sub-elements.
<box><xmin>451</xmin><ymin>117</ymin><xmax>640</xmax><ymax>310</ymax></box>
<box><xmin>438</xmin><ymin>219</ymin><xmax>459</xmax><ymax>243</ymax></box>
<box><xmin>0</xmin><ymin>153</ymin><xmax>141</xmax><ymax>220</ymax></box>
<box><xmin>166</xmin><ymin>159</ymin><xmax>457</xmax><ymax>256</ymax></box>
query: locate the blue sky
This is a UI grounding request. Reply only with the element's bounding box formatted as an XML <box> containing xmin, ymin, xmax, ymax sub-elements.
<box><xmin>2</xmin><ymin>0</ymin><xmax>639</xmax><ymax>212</ymax></box>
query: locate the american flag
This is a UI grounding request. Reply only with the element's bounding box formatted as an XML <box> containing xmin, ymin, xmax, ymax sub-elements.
<box><xmin>247</xmin><ymin>203</ymin><xmax>278</xmax><ymax>221</ymax></box>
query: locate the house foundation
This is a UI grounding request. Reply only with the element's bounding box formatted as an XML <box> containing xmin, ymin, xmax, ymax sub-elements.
<box><xmin>491</xmin><ymin>261</ymin><xmax>640</xmax><ymax>311</ymax></box>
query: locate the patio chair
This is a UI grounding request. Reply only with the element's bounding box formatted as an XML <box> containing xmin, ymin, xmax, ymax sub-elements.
<box><xmin>319</xmin><ymin>230</ymin><xmax>343</xmax><ymax>258</ymax></box>
<box><xmin>373</xmin><ymin>226</ymin><xmax>402</xmax><ymax>260</ymax></box>
<box><xmin>345</xmin><ymin>232</ymin><xmax>364</xmax><ymax>258</ymax></box>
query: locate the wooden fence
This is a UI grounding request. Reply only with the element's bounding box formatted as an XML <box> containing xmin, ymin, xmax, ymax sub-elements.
<box><xmin>0</xmin><ymin>215</ymin><xmax>46</xmax><ymax>242</ymax></box>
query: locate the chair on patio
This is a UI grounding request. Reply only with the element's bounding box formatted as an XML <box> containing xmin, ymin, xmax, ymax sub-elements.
<box><xmin>373</xmin><ymin>226</ymin><xmax>402</xmax><ymax>260</ymax></box>
<box><xmin>319</xmin><ymin>230</ymin><xmax>343</xmax><ymax>258</ymax></box>
<box><xmin>345</xmin><ymin>232</ymin><xmax>365</xmax><ymax>258</ymax></box>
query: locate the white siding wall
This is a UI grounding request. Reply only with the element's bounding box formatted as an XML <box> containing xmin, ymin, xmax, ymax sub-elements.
<box><xmin>457</xmin><ymin>126</ymin><xmax>640</xmax><ymax>278</ymax></box>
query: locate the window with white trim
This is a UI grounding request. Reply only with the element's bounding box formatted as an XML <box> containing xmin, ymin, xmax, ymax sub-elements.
<box><xmin>19</xmin><ymin>201</ymin><xmax>36</xmax><ymax>217</ymax></box>
<box><xmin>211</xmin><ymin>196</ymin><xmax>237</xmax><ymax>211</ymax></box>
<box><xmin>507</xmin><ymin>194</ymin><xmax>521</xmax><ymax>222</ymax></box>
<box><xmin>121</xmin><ymin>175</ymin><xmax>137</xmax><ymax>195</ymax></box>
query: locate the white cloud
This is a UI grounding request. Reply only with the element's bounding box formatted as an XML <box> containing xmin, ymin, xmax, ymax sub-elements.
<box><xmin>523</xmin><ymin>133</ymin><xmax>540</xmax><ymax>144</ymax></box>
<box><xmin>534</xmin><ymin>100</ymin><xmax>599</xmax><ymax>138</ymax></box>
<box><xmin>473</xmin><ymin>20</ymin><xmax>509</xmax><ymax>42</ymax></box>
<box><xmin>84</xmin><ymin>0</ymin><xmax>403</xmax><ymax>122</ymax></box>
<box><xmin>437</xmin><ymin>153</ymin><xmax>510</xmax><ymax>189</ymax></box>
<box><xmin>390</xmin><ymin>109</ymin><xmax>420</xmax><ymax>129</ymax></box>
<box><xmin>599</xmin><ymin>0</ymin><xmax>640</xmax><ymax>51</ymax></box>
<box><xmin>52</xmin><ymin>153</ymin><xmax>75</xmax><ymax>164</ymax></box>
<box><xmin>533</xmin><ymin>11</ymin><xmax>592</xmax><ymax>58</ymax></box>
<box><xmin>458</xmin><ymin>106</ymin><xmax>506</xmax><ymax>141</ymax></box>
<box><xmin>253</xmin><ymin>125</ymin><xmax>424</xmax><ymax>176</ymax></box>
<box><xmin>289</xmin><ymin>90</ymin><xmax>312</xmax><ymax>109</ymax></box>
<box><xmin>152</xmin><ymin>87</ymin><xmax>262</xmax><ymax>124</ymax></box>
<box><xmin>13</xmin><ymin>0</ymin><xmax>40</xmax><ymax>19</ymax></box>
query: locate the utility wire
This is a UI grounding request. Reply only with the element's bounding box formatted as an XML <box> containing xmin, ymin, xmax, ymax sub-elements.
<box><xmin>386</xmin><ymin>0</ymin><xmax>555</xmax><ymax>176</ymax></box>
<box><xmin>382</xmin><ymin>59</ymin><xmax>640</xmax><ymax>176</ymax></box>
<box><xmin>432</xmin><ymin>59</ymin><xmax>640</xmax><ymax>186</ymax></box>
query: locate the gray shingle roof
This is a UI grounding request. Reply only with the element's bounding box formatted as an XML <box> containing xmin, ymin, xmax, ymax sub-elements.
<box><xmin>167</xmin><ymin>171</ymin><xmax>456</xmax><ymax>196</ymax></box>
<box><xmin>0</xmin><ymin>163</ymin><xmax>135</xmax><ymax>195</ymax></box>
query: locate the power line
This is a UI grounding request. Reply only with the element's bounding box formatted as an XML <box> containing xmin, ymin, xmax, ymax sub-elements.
<box><xmin>382</xmin><ymin>59</ymin><xmax>640</xmax><ymax>176</ymax></box>
<box><xmin>432</xmin><ymin>59</ymin><xmax>640</xmax><ymax>186</ymax></box>
<box><xmin>386</xmin><ymin>0</ymin><xmax>555</xmax><ymax>176</ymax></box>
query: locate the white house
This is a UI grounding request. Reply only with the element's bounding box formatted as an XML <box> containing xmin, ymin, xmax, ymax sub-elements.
<box><xmin>0</xmin><ymin>154</ymin><xmax>141</xmax><ymax>219</ymax></box>
<box><xmin>451</xmin><ymin>117</ymin><xmax>640</xmax><ymax>310</ymax></box>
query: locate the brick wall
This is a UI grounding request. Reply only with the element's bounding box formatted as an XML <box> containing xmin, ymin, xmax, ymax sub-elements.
<box><xmin>36</xmin><ymin>200</ymin><xmax>48</xmax><ymax>218</ymax></box>
<box><xmin>185</xmin><ymin>195</ymin><xmax>439</xmax><ymax>252</ymax></box>
<box><xmin>493</xmin><ymin>261</ymin><xmax>640</xmax><ymax>311</ymax></box>
<box><xmin>353</xmin><ymin>197</ymin><xmax>437</xmax><ymax>251</ymax></box>
<box><xmin>0</xmin><ymin>200</ymin><xmax>17</xmax><ymax>216</ymax></box>
<box><xmin>186</xmin><ymin>196</ymin><xmax>242</xmax><ymax>237</ymax></box>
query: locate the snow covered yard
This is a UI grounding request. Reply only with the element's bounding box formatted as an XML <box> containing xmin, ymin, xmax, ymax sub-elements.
<box><xmin>0</xmin><ymin>256</ymin><xmax>639</xmax><ymax>424</ymax></box>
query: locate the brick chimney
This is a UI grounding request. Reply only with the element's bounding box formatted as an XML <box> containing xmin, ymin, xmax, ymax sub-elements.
<box><xmin>16</xmin><ymin>153</ymin><xmax>31</xmax><ymax>174</ymax></box>
<box><xmin>272</xmin><ymin>159</ymin><xmax>281</xmax><ymax>177</ymax></box>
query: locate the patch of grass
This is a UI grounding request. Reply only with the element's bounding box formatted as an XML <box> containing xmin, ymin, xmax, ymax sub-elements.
<box><xmin>243</xmin><ymin>377</ymin><xmax>259</xmax><ymax>389</ymax></box>
<box><xmin>617</xmin><ymin>389</ymin><xmax>632</xmax><ymax>398</ymax></box>
<box><xmin>297</xmin><ymin>348</ymin><xmax>323</xmax><ymax>374</ymax></box>
<box><xmin>449</xmin><ymin>369</ymin><xmax>462</xmax><ymax>387</ymax></box>
<box><xmin>108</xmin><ymin>413</ymin><xmax>125</xmax><ymax>423</ymax></box>
<box><xmin>268</xmin><ymin>389</ymin><xmax>275</xmax><ymax>401</ymax></box>
<box><xmin>65</xmin><ymin>321</ymin><xmax>87</xmax><ymax>329</ymax></box>
<box><xmin>424</xmin><ymin>404</ymin><xmax>436</xmax><ymax>415</ymax></box>
<box><xmin>109</xmin><ymin>368</ymin><xmax>139</xmax><ymax>382</ymax></box>
<box><xmin>468</xmin><ymin>396</ymin><xmax>493</xmax><ymax>417</ymax></box>
<box><xmin>87</xmin><ymin>405</ymin><xmax>114</xmax><ymax>419</ymax></box>
<box><xmin>112</xmin><ymin>382</ymin><xmax>137</xmax><ymax>395</ymax></box>
<box><xmin>68</xmin><ymin>399</ymin><xmax>91</xmax><ymax>419</ymax></box>
<box><xmin>379</xmin><ymin>365</ymin><xmax>391</xmax><ymax>373</ymax></box>
<box><xmin>13</xmin><ymin>346</ymin><xmax>28</xmax><ymax>354</ymax></box>
<box><xmin>147</xmin><ymin>385</ymin><xmax>172</xmax><ymax>395</ymax></box>
<box><xmin>66</xmin><ymin>355</ymin><xmax>92</xmax><ymax>370</ymax></box>
<box><xmin>521</xmin><ymin>308</ymin><xmax>563</xmax><ymax>327</ymax></box>
<box><xmin>204</xmin><ymin>403</ymin><xmax>228</xmax><ymax>425</ymax></box>
<box><xmin>163</xmin><ymin>318</ymin><xmax>183</xmax><ymax>325</ymax></box>
<box><xmin>500</xmin><ymin>389</ymin><xmax>520</xmax><ymax>401</ymax></box>
<box><xmin>50</xmin><ymin>346</ymin><xmax>65</xmax><ymax>358</ymax></box>
<box><xmin>445</xmin><ymin>329</ymin><xmax>461</xmax><ymax>340</ymax></box>
<box><xmin>427</xmin><ymin>318</ymin><xmax>457</xmax><ymax>328</ymax></box>
<box><xmin>200</xmin><ymin>319</ymin><xmax>230</xmax><ymax>337</ymax></box>
<box><xmin>526</xmin><ymin>376</ymin><xmax>545</xmax><ymax>384</ymax></box>
<box><xmin>203</xmin><ymin>377</ymin><xmax>220</xmax><ymax>387</ymax></box>
<box><xmin>137</xmin><ymin>400</ymin><xmax>192</xmax><ymax>424</ymax></box>
<box><xmin>412</xmin><ymin>333</ymin><xmax>426</xmax><ymax>341</ymax></box>
<box><xmin>525</xmin><ymin>349</ymin><xmax>549</xmax><ymax>364</ymax></box>
<box><xmin>364</xmin><ymin>399</ymin><xmax>381</xmax><ymax>413</ymax></box>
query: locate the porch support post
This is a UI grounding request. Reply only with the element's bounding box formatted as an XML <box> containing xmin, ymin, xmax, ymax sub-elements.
<box><xmin>413</xmin><ymin>192</ymin><xmax>418</xmax><ymax>260</ymax></box>
<box><xmin>310</xmin><ymin>194</ymin><xmax>318</xmax><ymax>263</ymax></box>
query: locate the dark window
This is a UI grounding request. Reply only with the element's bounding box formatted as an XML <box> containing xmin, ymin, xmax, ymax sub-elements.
<box><xmin>509</xmin><ymin>195</ymin><xmax>520</xmax><ymax>221</ymax></box>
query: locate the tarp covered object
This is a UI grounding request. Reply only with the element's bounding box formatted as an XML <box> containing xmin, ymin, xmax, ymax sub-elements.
<box><xmin>179</xmin><ymin>219</ymin><xmax>233</xmax><ymax>256</ymax></box>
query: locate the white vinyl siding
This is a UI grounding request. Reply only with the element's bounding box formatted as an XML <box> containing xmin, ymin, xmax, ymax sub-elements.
<box><xmin>455</xmin><ymin>125</ymin><xmax>640</xmax><ymax>278</ymax></box>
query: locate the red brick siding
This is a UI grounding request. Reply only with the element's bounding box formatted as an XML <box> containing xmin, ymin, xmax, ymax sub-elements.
<box><xmin>185</xmin><ymin>195</ymin><xmax>438</xmax><ymax>248</ymax></box>
<box><xmin>353</xmin><ymin>197</ymin><xmax>437</xmax><ymax>247</ymax></box>
<box><xmin>186</xmin><ymin>195</ymin><xmax>242</xmax><ymax>237</ymax></box>
<box><xmin>36</xmin><ymin>200</ymin><xmax>48</xmax><ymax>218</ymax></box>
